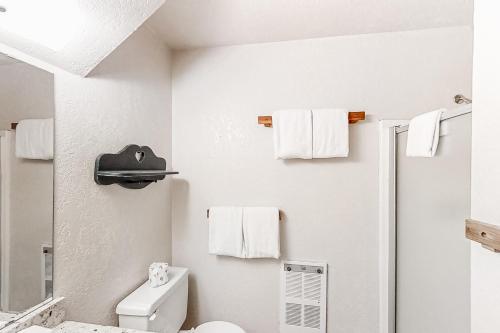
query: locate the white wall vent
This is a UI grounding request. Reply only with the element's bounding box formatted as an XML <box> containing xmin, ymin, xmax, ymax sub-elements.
<box><xmin>280</xmin><ymin>261</ymin><xmax>327</xmax><ymax>333</ymax></box>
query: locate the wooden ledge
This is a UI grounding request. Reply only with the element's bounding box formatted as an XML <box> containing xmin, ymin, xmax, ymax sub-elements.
<box><xmin>466</xmin><ymin>219</ymin><xmax>500</xmax><ymax>252</ymax></box>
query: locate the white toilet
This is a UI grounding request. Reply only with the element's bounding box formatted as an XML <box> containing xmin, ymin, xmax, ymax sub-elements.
<box><xmin>116</xmin><ymin>266</ymin><xmax>245</xmax><ymax>333</ymax></box>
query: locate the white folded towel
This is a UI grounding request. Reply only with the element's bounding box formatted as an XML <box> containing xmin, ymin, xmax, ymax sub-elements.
<box><xmin>273</xmin><ymin>109</ymin><xmax>313</xmax><ymax>159</ymax></box>
<box><xmin>406</xmin><ymin>109</ymin><xmax>444</xmax><ymax>157</ymax></box>
<box><xmin>312</xmin><ymin>109</ymin><xmax>349</xmax><ymax>158</ymax></box>
<box><xmin>15</xmin><ymin>118</ymin><xmax>54</xmax><ymax>160</ymax></box>
<box><xmin>149</xmin><ymin>262</ymin><xmax>169</xmax><ymax>288</ymax></box>
<box><xmin>243</xmin><ymin>207</ymin><xmax>280</xmax><ymax>259</ymax></box>
<box><xmin>208</xmin><ymin>207</ymin><xmax>244</xmax><ymax>258</ymax></box>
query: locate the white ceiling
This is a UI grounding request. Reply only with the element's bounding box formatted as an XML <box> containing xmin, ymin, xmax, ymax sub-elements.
<box><xmin>147</xmin><ymin>0</ymin><xmax>473</xmax><ymax>50</ymax></box>
<box><xmin>0</xmin><ymin>0</ymin><xmax>165</xmax><ymax>76</ymax></box>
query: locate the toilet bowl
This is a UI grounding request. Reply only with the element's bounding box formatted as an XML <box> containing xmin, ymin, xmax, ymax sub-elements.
<box><xmin>180</xmin><ymin>321</ymin><xmax>245</xmax><ymax>333</ymax></box>
<box><xmin>194</xmin><ymin>321</ymin><xmax>245</xmax><ymax>333</ymax></box>
<box><xmin>116</xmin><ymin>267</ymin><xmax>245</xmax><ymax>333</ymax></box>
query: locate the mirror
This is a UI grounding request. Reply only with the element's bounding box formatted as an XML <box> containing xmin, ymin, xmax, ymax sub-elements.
<box><xmin>0</xmin><ymin>53</ymin><xmax>54</xmax><ymax>328</ymax></box>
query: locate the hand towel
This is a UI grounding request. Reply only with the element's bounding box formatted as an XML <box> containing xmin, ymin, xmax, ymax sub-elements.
<box><xmin>242</xmin><ymin>207</ymin><xmax>280</xmax><ymax>259</ymax></box>
<box><xmin>273</xmin><ymin>109</ymin><xmax>313</xmax><ymax>159</ymax></box>
<box><xmin>208</xmin><ymin>207</ymin><xmax>244</xmax><ymax>258</ymax></box>
<box><xmin>312</xmin><ymin>109</ymin><xmax>349</xmax><ymax>158</ymax></box>
<box><xmin>406</xmin><ymin>109</ymin><xmax>444</xmax><ymax>157</ymax></box>
<box><xmin>15</xmin><ymin>118</ymin><xmax>54</xmax><ymax>160</ymax></box>
<box><xmin>149</xmin><ymin>262</ymin><xmax>169</xmax><ymax>288</ymax></box>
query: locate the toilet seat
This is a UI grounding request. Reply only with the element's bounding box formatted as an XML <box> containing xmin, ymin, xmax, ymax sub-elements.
<box><xmin>195</xmin><ymin>321</ymin><xmax>245</xmax><ymax>333</ymax></box>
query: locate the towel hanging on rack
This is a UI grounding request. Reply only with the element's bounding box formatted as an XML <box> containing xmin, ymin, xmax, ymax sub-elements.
<box><xmin>207</xmin><ymin>206</ymin><xmax>281</xmax><ymax>259</ymax></box>
<box><xmin>269</xmin><ymin>109</ymin><xmax>355</xmax><ymax>159</ymax></box>
<box><xmin>406</xmin><ymin>109</ymin><xmax>444</xmax><ymax>157</ymax></box>
<box><xmin>258</xmin><ymin>111</ymin><xmax>365</xmax><ymax>127</ymax></box>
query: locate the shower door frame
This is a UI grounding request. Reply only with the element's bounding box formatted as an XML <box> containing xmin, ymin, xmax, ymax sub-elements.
<box><xmin>0</xmin><ymin>130</ymin><xmax>12</xmax><ymax>311</ymax></box>
<box><xmin>378</xmin><ymin>119</ymin><xmax>407</xmax><ymax>333</ymax></box>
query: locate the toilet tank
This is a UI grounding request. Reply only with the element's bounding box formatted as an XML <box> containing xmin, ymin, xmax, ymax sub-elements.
<box><xmin>116</xmin><ymin>267</ymin><xmax>188</xmax><ymax>333</ymax></box>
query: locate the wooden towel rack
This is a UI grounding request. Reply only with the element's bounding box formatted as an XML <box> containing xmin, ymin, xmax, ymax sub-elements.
<box><xmin>207</xmin><ymin>209</ymin><xmax>283</xmax><ymax>221</ymax></box>
<box><xmin>258</xmin><ymin>111</ymin><xmax>366</xmax><ymax>127</ymax></box>
<box><xmin>466</xmin><ymin>219</ymin><xmax>500</xmax><ymax>252</ymax></box>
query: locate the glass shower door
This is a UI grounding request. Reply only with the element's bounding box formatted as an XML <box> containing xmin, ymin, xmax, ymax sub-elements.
<box><xmin>395</xmin><ymin>114</ymin><xmax>471</xmax><ymax>333</ymax></box>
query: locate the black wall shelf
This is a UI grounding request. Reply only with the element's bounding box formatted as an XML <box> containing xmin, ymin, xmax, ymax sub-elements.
<box><xmin>94</xmin><ymin>145</ymin><xmax>178</xmax><ymax>189</ymax></box>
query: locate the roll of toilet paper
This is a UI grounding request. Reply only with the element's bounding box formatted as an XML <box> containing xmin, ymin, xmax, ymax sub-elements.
<box><xmin>149</xmin><ymin>262</ymin><xmax>169</xmax><ymax>288</ymax></box>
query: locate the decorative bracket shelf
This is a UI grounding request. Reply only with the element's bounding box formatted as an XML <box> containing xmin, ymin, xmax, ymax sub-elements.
<box><xmin>94</xmin><ymin>145</ymin><xmax>178</xmax><ymax>189</ymax></box>
<box><xmin>465</xmin><ymin>219</ymin><xmax>500</xmax><ymax>252</ymax></box>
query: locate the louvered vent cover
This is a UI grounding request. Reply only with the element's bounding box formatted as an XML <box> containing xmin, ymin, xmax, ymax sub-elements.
<box><xmin>280</xmin><ymin>261</ymin><xmax>327</xmax><ymax>333</ymax></box>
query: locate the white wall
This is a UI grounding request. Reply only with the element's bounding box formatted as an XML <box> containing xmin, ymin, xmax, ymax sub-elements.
<box><xmin>0</xmin><ymin>63</ymin><xmax>54</xmax><ymax>130</ymax></box>
<box><xmin>171</xmin><ymin>26</ymin><xmax>472</xmax><ymax>333</ymax></box>
<box><xmin>471</xmin><ymin>2</ymin><xmax>500</xmax><ymax>332</ymax></box>
<box><xmin>53</xmin><ymin>26</ymin><xmax>173</xmax><ymax>325</ymax></box>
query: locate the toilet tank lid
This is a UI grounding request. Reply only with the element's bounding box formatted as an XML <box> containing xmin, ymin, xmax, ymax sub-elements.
<box><xmin>116</xmin><ymin>266</ymin><xmax>189</xmax><ymax>316</ymax></box>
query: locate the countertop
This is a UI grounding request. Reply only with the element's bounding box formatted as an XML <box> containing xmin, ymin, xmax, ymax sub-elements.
<box><xmin>53</xmin><ymin>321</ymin><xmax>150</xmax><ymax>333</ymax></box>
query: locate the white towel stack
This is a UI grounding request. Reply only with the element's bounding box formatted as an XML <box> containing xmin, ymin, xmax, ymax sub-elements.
<box><xmin>149</xmin><ymin>262</ymin><xmax>169</xmax><ymax>288</ymax></box>
<box><xmin>15</xmin><ymin>118</ymin><xmax>54</xmax><ymax>160</ymax></box>
<box><xmin>272</xmin><ymin>109</ymin><xmax>349</xmax><ymax>159</ymax></box>
<box><xmin>406</xmin><ymin>109</ymin><xmax>444</xmax><ymax>157</ymax></box>
<box><xmin>208</xmin><ymin>206</ymin><xmax>280</xmax><ymax>259</ymax></box>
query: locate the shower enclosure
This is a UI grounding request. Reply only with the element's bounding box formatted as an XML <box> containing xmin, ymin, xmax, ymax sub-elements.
<box><xmin>379</xmin><ymin>99</ymin><xmax>472</xmax><ymax>333</ymax></box>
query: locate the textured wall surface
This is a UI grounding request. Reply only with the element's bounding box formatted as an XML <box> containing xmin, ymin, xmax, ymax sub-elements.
<box><xmin>471</xmin><ymin>2</ymin><xmax>500</xmax><ymax>332</ymax></box>
<box><xmin>53</xmin><ymin>26</ymin><xmax>173</xmax><ymax>325</ymax></box>
<box><xmin>171</xmin><ymin>26</ymin><xmax>472</xmax><ymax>333</ymax></box>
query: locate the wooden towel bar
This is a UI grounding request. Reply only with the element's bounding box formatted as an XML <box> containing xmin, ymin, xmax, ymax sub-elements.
<box><xmin>258</xmin><ymin>111</ymin><xmax>366</xmax><ymax>127</ymax></box>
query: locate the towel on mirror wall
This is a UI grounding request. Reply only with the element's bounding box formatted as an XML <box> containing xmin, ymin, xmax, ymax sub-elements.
<box><xmin>15</xmin><ymin>118</ymin><xmax>54</xmax><ymax>160</ymax></box>
<box><xmin>149</xmin><ymin>262</ymin><xmax>169</xmax><ymax>288</ymax></box>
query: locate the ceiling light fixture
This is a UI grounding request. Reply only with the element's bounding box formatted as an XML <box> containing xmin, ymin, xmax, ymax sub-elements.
<box><xmin>0</xmin><ymin>6</ymin><xmax>6</xmax><ymax>13</ymax></box>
